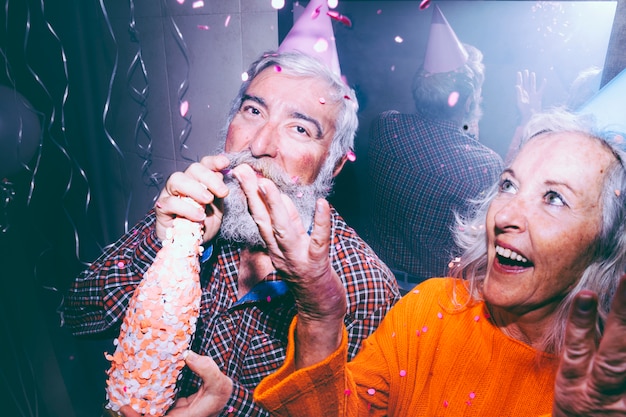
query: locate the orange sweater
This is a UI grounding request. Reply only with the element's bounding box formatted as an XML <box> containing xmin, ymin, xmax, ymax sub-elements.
<box><xmin>255</xmin><ymin>278</ymin><xmax>558</xmax><ymax>416</ymax></box>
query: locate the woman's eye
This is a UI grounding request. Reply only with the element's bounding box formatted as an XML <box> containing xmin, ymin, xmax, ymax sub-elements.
<box><xmin>545</xmin><ymin>191</ymin><xmax>565</xmax><ymax>206</ymax></box>
<box><xmin>499</xmin><ymin>178</ymin><xmax>516</xmax><ymax>194</ymax></box>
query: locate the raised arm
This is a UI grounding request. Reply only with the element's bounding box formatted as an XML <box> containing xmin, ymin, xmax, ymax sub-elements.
<box><xmin>232</xmin><ymin>163</ymin><xmax>347</xmax><ymax>368</ymax></box>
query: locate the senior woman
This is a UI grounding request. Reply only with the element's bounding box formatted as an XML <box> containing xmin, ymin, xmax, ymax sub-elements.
<box><xmin>234</xmin><ymin>109</ymin><xmax>626</xmax><ymax>416</ymax></box>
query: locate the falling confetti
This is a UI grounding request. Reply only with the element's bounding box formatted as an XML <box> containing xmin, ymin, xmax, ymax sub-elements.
<box><xmin>274</xmin><ymin>65</ymin><xmax>282</xmax><ymax>72</ymax></box>
<box><xmin>192</xmin><ymin>1</ymin><xmax>204</xmax><ymax>8</ymax></box>
<box><xmin>347</xmin><ymin>150</ymin><xmax>356</xmax><ymax>162</ymax></box>
<box><xmin>399</xmin><ymin>370</ymin><xmax>407</xmax><ymax>377</ymax></box>
<box><xmin>313</xmin><ymin>38</ymin><xmax>329</xmax><ymax>53</ymax></box>
<box><xmin>367</xmin><ymin>388</ymin><xmax>376</xmax><ymax>395</ymax></box>
<box><xmin>319</xmin><ymin>97</ymin><xmax>326</xmax><ymax>104</ymax></box>
<box><xmin>312</xmin><ymin>6</ymin><xmax>322</xmax><ymax>19</ymax></box>
<box><xmin>224</xmin><ymin>15</ymin><xmax>231</xmax><ymax>27</ymax></box>
<box><xmin>179</xmin><ymin>100</ymin><xmax>189</xmax><ymax>117</ymax></box>
<box><xmin>394</xmin><ymin>36</ymin><xmax>404</xmax><ymax>43</ymax></box>
<box><xmin>448</xmin><ymin>91</ymin><xmax>460</xmax><ymax>107</ymax></box>
<box><xmin>419</xmin><ymin>0</ymin><xmax>431</xmax><ymax>10</ymax></box>
<box><xmin>327</xmin><ymin>11</ymin><xmax>352</xmax><ymax>27</ymax></box>
<box><xmin>197</xmin><ymin>25</ymin><xmax>210</xmax><ymax>31</ymax></box>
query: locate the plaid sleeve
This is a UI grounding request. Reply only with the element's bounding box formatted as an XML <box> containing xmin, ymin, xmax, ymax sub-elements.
<box><xmin>330</xmin><ymin>208</ymin><xmax>402</xmax><ymax>360</ymax></box>
<box><xmin>219</xmin><ymin>382</ymin><xmax>270</xmax><ymax>417</ymax></box>
<box><xmin>62</xmin><ymin>210</ymin><xmax>161</xmax><ymax>336</ymax></box>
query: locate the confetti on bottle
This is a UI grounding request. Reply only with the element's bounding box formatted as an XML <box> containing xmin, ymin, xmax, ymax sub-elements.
<box><xmin>104</xmin><ymin>216</ymin><xmax>203</xmax><ymax>416</ymax></box>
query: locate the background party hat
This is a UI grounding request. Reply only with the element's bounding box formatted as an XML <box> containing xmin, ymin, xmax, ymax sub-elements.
<box><xmin>423</xmin><ymin>5</ymin><xmax>469</xmax><ymax>74</ymax></box>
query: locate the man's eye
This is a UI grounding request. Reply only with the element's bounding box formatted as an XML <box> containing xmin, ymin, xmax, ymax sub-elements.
<box><xmin>242</xmin><ymin>105</ymin><xmax>260</xmax><ymax>115</ymax></box>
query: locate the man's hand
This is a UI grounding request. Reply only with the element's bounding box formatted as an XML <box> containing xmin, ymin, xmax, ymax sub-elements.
<box><xmin>232</xmin><ymin>164</ymin><xmax>346</xmax><ymax>368</ymax></box>
<box><xmin>553</xmin><ymin>274</ymin><xmax>626</xmax><ymax>416</ymax></box>
<box><xmin>154</xmin><ymin>154</ymin><xmax>230</xmax><ymax>244</ymax></box>
<box><xmin>119</xmin><ymin>352</ymin><xmax>233</xmax><ymax>417</ymax></box>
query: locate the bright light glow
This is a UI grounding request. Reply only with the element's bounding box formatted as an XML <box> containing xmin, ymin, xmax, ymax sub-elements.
<box><xmin>271</xmin><ymin>0</ymin><xmax>285</xmax><ymax>9</ymax></box>
<box><xmin>241</xmin><ymin>72</ymin><xmax>249</xmax><ymax>82</ymax></box>
<box><xmin>328</xmin><ymin>0</ymin><xmax>339</xmax><ymax>8</ymax></box>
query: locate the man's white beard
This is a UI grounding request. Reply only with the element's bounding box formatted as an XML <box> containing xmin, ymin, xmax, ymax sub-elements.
<box><xmin>219</xmin><ymin>151</ymin><xmax>334</xmax><ymax>249</ymax></box>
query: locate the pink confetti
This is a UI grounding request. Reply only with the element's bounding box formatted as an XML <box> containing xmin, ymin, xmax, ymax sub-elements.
<box><xmin>266</xmin><ymin>296</ymin><xmax>272</xmax><ymax>302</ymax></box>
<box><xmin>448</xmin><ymin>91</ymin><xmax>460</xmax><ymax>107</ymax></box>
<box><xmin>474</xmin><ymin>315</ymin><xmax>481</xmax><ymax>322</ymax></box>
<box><xmin>227</xmin><ymin>406</ymin><xmax>234</xmax><ymax>413</ymax></box>
<box><xmin>319</xmin><ymin>97</ymin><xmax>326</xmax><ymax>104</ymax></box>
<box><xmin>192</xmin><ymin>0</ymin><xmax>204</xmax><ymax>8</ymax></box>
<box><xmin>327</xmin><ymin>11</ymin><xmax>352</xmax><ymax>27</ymax></box>
<box><xmin>443</xmin><ymin>400</ymin><xmax>449</xmax><ymax>408</ymax></box>
<box><xmin>399</xmin><ymin>370</ymin><xmax>407</xmax><ymax>377</ymax></box>
<box><xmin>197</xmin><ymin>24</ymin><xmax>210</xmax><ymax>30</ymax></box>
<box><xmin>291</xmin><ymin>175</ymin><xmax>299</xmax><ymax>183</ymax></box>
<box><xmin>419</xmin><ymin>0</ymin><xmax>431</xmax><ymax>10</ymax></box>
<box><xmin>347</xmin><ymin>150</ymin><xmax>356</xmax><ymax>162</ymax></box>
<box><xmin>615</xmin><ymin>189</ymin><xmax>621</xmax><ymax>196</ymax></box>
<box><xmin>415</xmin><ymin>330</ymin><xmax>421</xmax><ymax>337</ymax></box>
<box><xmin>274</xmin><ymin>65</ymin><xmax>282</xmax><ymax>72</ymax></box>
<box><xmin>391</xmin><ymin>332</ymin><xmax>396</xmax><ymax>338</ymax></box>
<box><xmin>390</xmin><ymin>65</ymin><xmax>396</xmax><ymax>72</ymax></box>
<box><xmin>176</xmin><ymin>0</ymin><xmax>184</xmax><ymax>4</ymax></box>
<box><xmin>422</xmin><ymin>326</ymin><xmax>428</xmax><ymax>333</ymax></box>
<box><xmin>469</xmin><ymin>392</ymin><xmax>476</xmax><ymax>399</ymax></box>
<box><xmin>344</xmin><ymin>389</ymin><xmax>351</xmax><ymax>396</ymax></box>
<box><xmin>296</xmin><ymin>192</ymin><xmax>303</xmax><ymax>198</ymax></box>
<box><xmin>224</xmin><ymin>15</ymin><xmax>231</xmax><ymax>27</ymax></box>
<box><xmin>311</xmin><ymin>6</ymin><xmax>321</xmax><ymax>19</ymax></box>
<box><xmin>180</xmin><ymin>100</ymin><xmax>189</xmax><ymax>117</ymax></box>
<box><xmin>437</xmin><ymin>312</ymin><xmax>443</xmax><ymax>319</ymax></box>
<box><xmin>117</xmin><ymin>261</ymin><xmax>125</xmax><ymax>268</ymax></box>
<box><xmin>367</xmin><ymin>388</ymin><xmax>376</xmax><ymax>396</ymax></box>
<box><xmin>377</xmin><ymin>9</ymin><xmax>382</xmax><ymax>15</ymax></box>
<box><xmin>313</xmin><ymin>38</ymin><xmax>329</xmax><ymax>53</ymax></box>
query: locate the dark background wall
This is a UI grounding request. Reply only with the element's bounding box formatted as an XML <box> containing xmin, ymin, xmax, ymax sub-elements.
<box><xmin>0</xmin><ymin>1</ymin><xmax>624</xmax><ymax>416</ymax></box>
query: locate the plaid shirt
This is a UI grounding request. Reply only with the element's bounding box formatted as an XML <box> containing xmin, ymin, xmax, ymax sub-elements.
<box><xmin>63</xmin><ymin>207</ymin><xmax>400</xmax><ymax>416</ymax></box>
<box><xmin>366</xmin><ymin>110</ymin><xmax>504</xmax><ymax>281</ymax></box>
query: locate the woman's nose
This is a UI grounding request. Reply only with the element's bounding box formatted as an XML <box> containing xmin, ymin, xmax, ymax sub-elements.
<box><xmin>493</xmin><ymin>196</ymin><xmax>527</xmax><ymax>233</ymax></box>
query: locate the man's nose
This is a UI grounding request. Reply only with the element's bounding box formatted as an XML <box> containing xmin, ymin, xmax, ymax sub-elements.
<box><xmin>249</xmin><ymin>122</ymin><xmax>278</xmax><ymax>158</ymax></box>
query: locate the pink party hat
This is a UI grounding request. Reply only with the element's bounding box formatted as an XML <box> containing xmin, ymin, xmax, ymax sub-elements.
<box><xmin>577</xmin><ymin>68</ymin><xmax>626</xmax><ymax>134</ymax></box>
<box><xmin>423</xmin><ymin>5</ymin><xmax>469</xmax><ymax>74</ymax></box>
<box><xmin>277</xmin><ymin>0</ymin><xmax>341</xmax><ymax>75</ymax></box>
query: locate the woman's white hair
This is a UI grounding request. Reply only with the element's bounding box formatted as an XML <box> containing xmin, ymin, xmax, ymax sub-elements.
<box><xmin>450</xmin><ymin>107</ymin><xmax>626</xmax><ymax>355</ymax></box>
